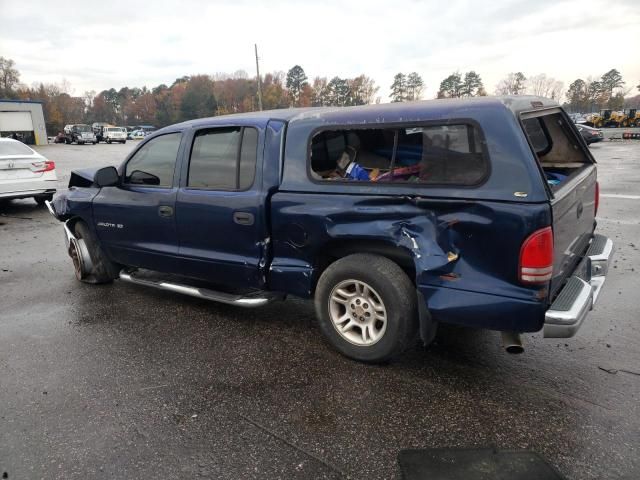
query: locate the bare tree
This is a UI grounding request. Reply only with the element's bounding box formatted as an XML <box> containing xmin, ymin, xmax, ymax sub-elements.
<box><xmin>527</xmin><ymin>74</ymin><xmax>564</xmax><ymax>101</ymax></box>
<box><xmin>0</xmin><ymin>56</ymin><xmax>20</xmax><ymax>97</ymax></box>
<box><xmin>83</xmin><ymin>90</ymin><xmax>96</xmax><ymax>109</ymax></box>
<box><xmin>494</xmin><ymin>72</ymin><xmax>526</xmax><ymax>95</ymax></box>
<box><xmin>59</xmin><ymin>78</ymin><xmax>74</xmax><ymax>95</ymax></box>
<box><xmin>348</xmin><ymin>75</ymin><xmax>379</xmax><ymax>105</ymax></box>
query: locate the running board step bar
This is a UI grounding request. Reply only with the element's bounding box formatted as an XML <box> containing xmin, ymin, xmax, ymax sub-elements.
<box><xmin>119</xmin><ymin>270</ymin><xmax>281</xmax><ymax>308</ymax></box>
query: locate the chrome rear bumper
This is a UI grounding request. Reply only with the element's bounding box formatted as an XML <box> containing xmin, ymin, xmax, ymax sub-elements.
<box><xmin>544</xmin><ymin>234</ymin><xmax>613</xmax><ymax>338</ymax></box>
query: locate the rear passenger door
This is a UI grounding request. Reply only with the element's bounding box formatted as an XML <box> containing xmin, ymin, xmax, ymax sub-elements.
<box><xmin>175</xmin><ymin>126</ymin><xmax>265</xmax><ymax>288</ymax></box>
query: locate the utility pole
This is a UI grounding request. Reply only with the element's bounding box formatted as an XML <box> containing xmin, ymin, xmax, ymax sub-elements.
<box><xmin>254</xmin><ymin>44</ymin><xmax>263</xmax><ymax>111</ymax></box>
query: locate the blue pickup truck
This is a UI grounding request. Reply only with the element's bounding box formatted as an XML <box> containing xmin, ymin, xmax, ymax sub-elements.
<box><xmin>47</xmin><ymin>96</ymin><xmax>613</xmax><ymax>362</ymax></box>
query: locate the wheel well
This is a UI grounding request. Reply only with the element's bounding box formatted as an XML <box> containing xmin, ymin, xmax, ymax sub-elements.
<box><xmin>314</xmin><ymin>239</ymin><xmax>417</xmax><ymax>292</ymax></box>
<box><xmin>66</xmin><ymin>216</ymin><xmax>84</xmax><ymax>234</ymax></box>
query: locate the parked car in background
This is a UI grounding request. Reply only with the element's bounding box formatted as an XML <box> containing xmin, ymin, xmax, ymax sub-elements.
<box><xmin>134</xmin><ymin>125</ymin><xmax>156</xmax><ymax>135</ymax></box>
<box><xmin>0</xmin><ymin>138</ymin><xmax>56</xmax><ymax>205</ymax></box>
<box><xmin>92</xmin><ymin>122</ymin><xmax>112</xmax><ymax>142</ymax></box>
<box><xmin>129</xmin><ymin>130</ymin><xmax>145</xmax><ymax>140</ymax></box>
<box><xmin>61</xmin><ymin>124</ymin><xmax>96</xmax><ymax>145</ymax></box>
<box><xmin>96</xmin><ymin>126</ymin><xmax>127</xmax><ymax>144</ymax></box>
<box><xmin>48</xmin><ymin>96</ymin><xmax>612</xmax><ymax>363</ymax></box>
<box><xmin>577</xmin><ymin>124</ymin><xmax>604</xmax><ymax>145</ymax></box>
<box><xmin>569</xmin><ymin>113</ymin><xmax>587</xmax><ymax>124</ymax></box>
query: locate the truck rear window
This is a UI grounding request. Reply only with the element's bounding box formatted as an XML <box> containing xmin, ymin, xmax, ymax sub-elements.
<box><xmin>521</xmin><ymin>111</ymin><xmax>591</xmax><ymax>189</ymax></box>
<box><xmin>310</xmin><ymin>123</ymin><xmax>487</xmax><ymax>186</ymax></box>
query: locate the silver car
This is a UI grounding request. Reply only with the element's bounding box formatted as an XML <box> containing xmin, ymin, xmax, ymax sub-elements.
<box><xmin>0</xmin><ymin>138</ymin><xmax>57</xmax><ymax>205</ymax></box>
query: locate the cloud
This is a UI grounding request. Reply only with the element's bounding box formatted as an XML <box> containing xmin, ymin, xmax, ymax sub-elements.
<box><xmin>2</xmin><ymin>0</ymin><xmax>639</xmax><ymax>99</ymax></box>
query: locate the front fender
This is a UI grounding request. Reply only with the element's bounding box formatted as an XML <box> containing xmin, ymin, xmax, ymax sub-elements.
<box><xmin>49</xmin><ymin>187</ymin><xmax>100</xmax><ymax>223</ymax></box>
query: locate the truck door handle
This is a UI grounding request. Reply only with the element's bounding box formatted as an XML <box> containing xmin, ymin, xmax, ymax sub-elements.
<box><xmin>233</xmin><ymin>211</ymin><xmax>254</xmax><ymax>226</ymax></box>
<box><xmin>158</xmin><ymin>205</ymin><xmax>174</xmax><ymax>217</ymax></box>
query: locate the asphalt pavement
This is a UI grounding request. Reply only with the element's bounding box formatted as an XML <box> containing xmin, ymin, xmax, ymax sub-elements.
<box><xmin>1</xmin><ymin>139</ymin><xmax>639</xmax><ymax>479</ymax></box>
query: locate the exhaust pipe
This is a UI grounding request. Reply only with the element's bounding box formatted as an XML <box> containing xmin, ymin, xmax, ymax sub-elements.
<box><xmin>501</xmin><ymin>331</ymin><xmax>524</xmax><ymax>354</ymax></box>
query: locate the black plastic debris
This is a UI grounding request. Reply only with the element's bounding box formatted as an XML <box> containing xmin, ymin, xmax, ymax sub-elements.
<box><xmin>398</xmin><ymin>448</ymin><xmax>566</xmax><ymax>480</ymax></box>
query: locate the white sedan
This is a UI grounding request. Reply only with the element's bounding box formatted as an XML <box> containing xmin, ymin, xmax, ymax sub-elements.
<box><xmin>0</xmin><ymin>138</ymin><xmax>57</xmax><ymax>205</ymax></box>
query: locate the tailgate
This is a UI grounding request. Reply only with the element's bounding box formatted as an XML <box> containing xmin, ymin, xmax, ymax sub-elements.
<box><xmin>549</xmin><ymin>166</ymin><xmax>596</xmax><ymax>296</ymax></box>
<box><xmin>521</xmin><ymin>108</ymin><xmax>597</xmax><ymax>298</ymax></box>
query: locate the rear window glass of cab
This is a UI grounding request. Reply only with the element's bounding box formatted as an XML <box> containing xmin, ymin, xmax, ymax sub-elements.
<box><xmin>309</xmin><ymin>123</ymin><xmax>488</xmax><ymax>186</ymax></box>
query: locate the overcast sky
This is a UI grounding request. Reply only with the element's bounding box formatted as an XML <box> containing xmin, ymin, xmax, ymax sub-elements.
<box><xmin>2</xmin><ymin>0</ymin><xmax>639</xmax><ymax>100</ymax></box>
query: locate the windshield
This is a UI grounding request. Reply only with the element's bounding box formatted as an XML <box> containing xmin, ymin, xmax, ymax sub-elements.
<box><xmin>76</xmin><ymin>125</ymin><xmax>91</xmax><ymax>132</ymax></box>
<box><xmin>0</xmin><ymin>140</ymin><xmax>34</xmax><ymax>156</ymax></box>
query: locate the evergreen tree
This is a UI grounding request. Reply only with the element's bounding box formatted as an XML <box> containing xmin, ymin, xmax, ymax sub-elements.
<box><xmin>390</xmin><ymin>73</ymin><xmax>407</xmax><ymax>102</ymax></box>
<box><xmin>566</xmin><ymin>79</ymin><xmax>587</xmax><ymax>112</ymax></box>
<box><xmin>406</xmin><ymin>72</ymin><xmax>424</xmax><ymax>101</ymax></box>
<box><xmin>285</xmin><ymin>65</ymin><xmax>308</xmax><ymax>106</ymax></box>
<box><xmin>437</xmin><ymin>72</ymin><xmax>463</xmax><ymax>98</ymax></box>
<box><xmin>462</xmin><ymin>71</ymin><xmax>483</xmax><ymax>97</ymax></box>
<box><xmin>600</xmin><ymin>69</ymin><xmax>624</xmax><ymax>97</ymax></box>
<box><xmin>326</xmin><ymin>77</ymin><xmax>350</xmax><ymax>106</ymax></box>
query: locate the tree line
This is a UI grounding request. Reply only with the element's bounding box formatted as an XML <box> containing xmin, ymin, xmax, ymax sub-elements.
<box><xmin>495</xmin><ymin>68</ymin><xmax>635</xmax><ymax>112</ymax></box>
<box><xmin>0</xmin><ymin>56</ymin><xmax>637</xmax><ymax>135</ymax></box>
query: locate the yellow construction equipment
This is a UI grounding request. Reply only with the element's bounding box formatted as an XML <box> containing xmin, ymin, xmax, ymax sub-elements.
<box><xmin>607</xmin><ymin>110</ymin><xmax>628</xmax><ymax>128</ymax></box>
<box><xmin>623</xmin><ymin>109</ymin><xmax>639</xmax><ymax>127</ymax></box>
<box><xmin>584</xmin><ymin>112</ymin><xmax>604</xmax><ymax>128</ymax></box>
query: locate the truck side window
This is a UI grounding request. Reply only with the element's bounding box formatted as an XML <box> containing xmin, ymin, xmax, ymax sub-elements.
<box><xmin>124</xmin><ymin>132</ymin><xmax>181</xmax><ymax>187</ymax></box>
<box><xmin>522</xmin><ymin>118</ymin><xmax>551</xmax><ymax>155</ymax></box>
<box><xmin>239</xmin><ymin>127</ymin><xmax>258</xmax><ymax>190</ymax></box>
<box><xmin>310</xmin><ymin>124</ymin><xmax>487</xmax><ymax>186</ymax></box>
<box><xmin>188</xmin><ymin>127</ymin><xmax>258</xmax><ymax>190</ymax></box>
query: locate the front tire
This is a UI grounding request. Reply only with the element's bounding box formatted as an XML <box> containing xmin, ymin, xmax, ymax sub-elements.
<box><xmin>315</xmin><ymin>254</ymin><xmax>418</xmax><ymax>363</ymax></box>
<box><xmin>71</xmin><ymin>221</ymin><xmax>120</xmax><ymax>284</ymax></box>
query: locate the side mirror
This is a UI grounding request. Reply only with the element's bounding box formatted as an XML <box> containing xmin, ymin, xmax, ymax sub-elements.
<box><xmin>94</xmin><ymin>166</ymin><xmax>119</xmax><ymax>187</ymax></box>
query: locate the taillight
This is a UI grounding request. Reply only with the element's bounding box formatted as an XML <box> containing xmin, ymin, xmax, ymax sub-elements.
<box><xmin>519</xmin><ymin>226</ymin><xmax>553</xmax><ymax>284</ymax></box>
<box><xmin>33</xmin><ymin>160</ymin><xmax>55</xmax><ymax>173</ymax></box>
<box><xmin>595</xmin><ymin>181</ymin><xmax>599</xmax><ymax>216</ymax></box>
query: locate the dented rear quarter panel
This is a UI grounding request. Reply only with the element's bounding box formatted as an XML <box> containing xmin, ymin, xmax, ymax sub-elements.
<box><xmin>269</xmin><ymin>193</ymin><xmax>550</xmax><ymax>332</ymax></box>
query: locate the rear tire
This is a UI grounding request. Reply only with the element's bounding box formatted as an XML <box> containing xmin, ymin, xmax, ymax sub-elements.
<box><xmin>72</xmin><ymin>221</ymin><xmax>120</xmax><ymax>284</ymax></box>
<box><xmin>315</xmin><ymin>253</ymin><xmax>418</xmax><ymax>363</ymax></box>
